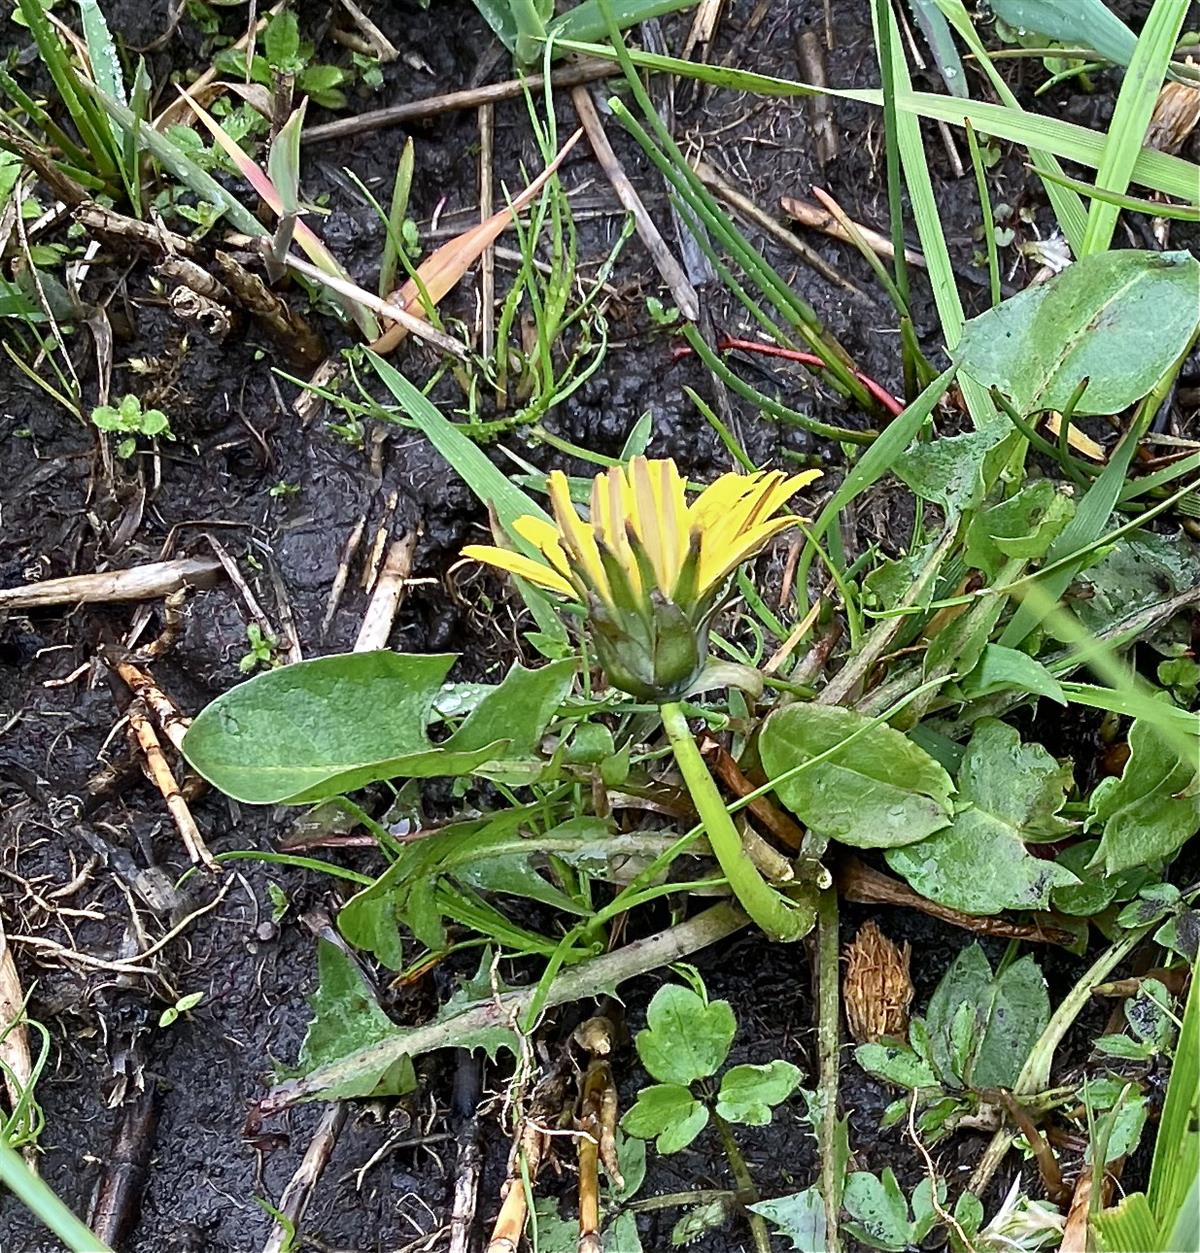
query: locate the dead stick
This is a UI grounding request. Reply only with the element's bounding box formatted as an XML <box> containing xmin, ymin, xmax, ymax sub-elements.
<box><xmin>448</xmin><ymin>1051</ymin><xmax>484</xmax><ymax>1253</ymax></box>
<box><xmin>321</xmin><ymin>515</ymin><xmax>367</xmax><ymax>641</ymax></box>
<box><xmin>781</xmin><ymin>194</ymin><xmax>926</xmax><ymax>267</ymax></box>
<box><xmin>355</xmin><ymin>533</ymin><xmax>418</xmax><ymax>652</ymax></box>
<box><xmin>0</xmin><ymin>558</ymin><xmax>221</xmax><ymax>610</ymax></box>
<box><xmin>839</xmin><ymin>857</ymin><xmax>1078</xmax><ymax>947</ymax></box>
<box><xmin>128</xmin><ymin>699</ymin><xmax>218</xmax><ymax>873</ymax></box>
<box><xmin>797</xmin><ymin>31</ymin><xmax>840</xmax><ymax>167</ymax></box>
<box><xmin>0</xmin><ymin>918</ymin><xmax>32</xmax><ymax>1156</ymax></box>
<box><xmin>571</xmin><ymin>85</ymin><xmax>699</xmax><ymax>321</ymax></box>
<box><xmin>692</xmin><ymin>160</ymin><xmax>869</xmax><ymax>300</ymax></box>
<box><xmin>698</xmin><ymin>735</ymin><xmax>805</xmax><ymax>852</ymax></box>
<box><xmin>87</xmin><ymin>1090</ymin><xmax>159</xmax><ymax>1249</ymax></box>
<box><xmin>304</xmin><ymin>59</ymin><xmax>617</xmax><ymax>144</ymax></box>
<box><xmin>261</xmin><ymin>1103</ymin><xmax>349</xmax><ymax>1253</ymax></box>
<box><xmin>107</xmin><ymin>657</ymin><xmax>191</xmax><ymax>753</ymax></box>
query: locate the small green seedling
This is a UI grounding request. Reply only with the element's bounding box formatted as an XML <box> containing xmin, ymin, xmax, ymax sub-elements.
<box><xmin>269</xmin><ymin>480</ymin><xmax>300</xmax><ymax>498</ymax></box>
<box><xmin>214</xmin><ymin>11</ymin><xmax>350</xmax><ymax>109</ymax></box>
<box><xmin>621</xmin><ymin>972</ymin><xmax>802</xmax><ymax>1246</ymax></box>
<box><xmin>239</xmin><ymin>623</ymin><xmax>277</xmax><ymax>674</ymax></box>
<box><xmin>158</xmin><ymin>990</ymin><xmax>203</xmax><ymax>1028</ymax></box>
<box><xmin>90</xmin><ymin>394</ymin><xmax>172</xmax><ymax>458</ymax></box>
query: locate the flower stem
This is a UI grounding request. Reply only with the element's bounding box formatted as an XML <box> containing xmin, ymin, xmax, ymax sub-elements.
<box><xmin>660</xmin><ymin>701</ymin><xmax>814</xmax><ymax>942</ymax></box>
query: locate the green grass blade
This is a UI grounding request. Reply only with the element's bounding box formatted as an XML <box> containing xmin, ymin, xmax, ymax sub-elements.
<box><xmin>1148</xmin><ymin>968</ymin><xmax>1200</xmax><ymax>1225</ymax></box>
<box><xmin>554</xmin><ymin>38</ymin><xmax>1200</xmax><ymax>202</ymax></box>
<box><xmin>366</xmin><ymin>350</ymin><xmax>550</xmax><ymax>531</ymax></box>
<box><xmin>17</xmin><ymin>0</ymin><xmax>114</xmax><ymax>176</ymax></box>
<box><xmin>77</xmin><ymin>0</ymin><xmax>126</xmax><ymax>105</ymax></box>
<box><xmin>0</xmin><ymin>1140</ymin><xmax>113</xmax><ymax>1252</ymax></box>
<box><xmin>1033</xmin><ymin>164</ymin><xmax>1199</xmax><ymax>220</ymax></box>
<box><xmin>379</xmin><ymin>136</ymin><xmax>414</xmax><ymax>297</ymax></box>
<box><xmin>875</xmin><ymin>0</ymin><xmax>996</xmax><ymax>428</ymax></box>
<box><xmin>1080</xmin><ymin>0</ymin><xmax>1190</xmax><ymax>255</ymax></box>
<box><xmin>90</xmin><ymin>87</ymin><xmax>264</xmax><ymax>235</ymax></box>
<box><xmin>935</xmin><ymin>0</ymin><xmax>1088</xmax><ymax>251</ymax></box>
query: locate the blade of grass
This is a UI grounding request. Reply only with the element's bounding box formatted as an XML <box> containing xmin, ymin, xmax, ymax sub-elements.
<box><xmin>370</xmin><ymin>129</ymin><xmax>583</xmax><ymax>355</ymax></box>
<box><xmin>1079</xmin><ymin>0</ymin><xmax>1190</xmax><ymax>255</ymax></box>
<box><xmin>181</xmin><ymin>88</ymin><xmax>381</xmax><ymax>339</ymax></box>
<box><xmin>379</xmin><ymin>136</ymin><xmax>414</xmax><ymax>297</ymax></box>
<box><xmin>935</xmin><ymin>0</ymin><xmax>1088</xmax><ymax>251</ymax></box>
<box><xmin>792</xmin><ymin>367</ymin><xmax>958</xmax><ymax>627</ymax></box>
<box><xmin>874</xmin><ymin>0</ymin><xmax>997</xmax><ymax>428</ymax></box>
<box><xmin>964</xmin><ymin>120</ymin><xmax>1001</xmax><ymax>307</ymax></box>
<box><xmin>552</xmin><ymin>38</ymin><xmax>1200</xmax><ymax>201</ymax></box>
<box><xmin>1031</xmin><ymin>165</ymin><xmax>1199</xmax><ymax>220</ymax></box>
<box><xmin>17</xmin><ymin>0</ymin><xmax>114</xmax><ymax>176</ymax></box>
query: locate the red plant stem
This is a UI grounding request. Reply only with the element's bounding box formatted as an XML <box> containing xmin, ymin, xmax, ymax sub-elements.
<box><xmin>673</xmin><ymin>336</ymin><xmax>904</xmax><ymax>418</ymax></box>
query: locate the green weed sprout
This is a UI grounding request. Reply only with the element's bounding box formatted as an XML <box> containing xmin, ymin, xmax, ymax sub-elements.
<box><xmin>90</xmin><ymin>394</ymin><xmax>172</xmax><ymax>458</ymax></box>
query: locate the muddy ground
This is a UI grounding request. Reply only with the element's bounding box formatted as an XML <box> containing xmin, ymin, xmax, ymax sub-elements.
<box><xmin>0</xmin><ymin>1</ymin><xmax>1189</xmax><ymax>1250</ymax></box>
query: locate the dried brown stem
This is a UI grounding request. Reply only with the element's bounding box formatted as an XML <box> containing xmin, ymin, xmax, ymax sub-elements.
<box><xmin>355</xmin><ymin>532</ymin><xmax>418</xmax><ymax>652</ymax></box>
<box><xmin>797</xmin><ymin>31</ymin><xmax>839</xmax><ymax>167</ymax></box>
<box><xmin>87</xmin><ymin>1090</ymin><xmax>159</xmax><ymax>1248</ymax></box>
<box><xmin>572</xmin><ymin>86</ymin><xmax>699</xmax><ymax>321</ymax></box>
<box><xmin>698</xmin><ymin>735</ymin><xmax>805</xmax><ymax>851</ymax></box>
<box><xmin>304</xmin><ymin>59</ymin><xmax>617</xmax><ymax>144</ymax></box>
<box><xmin>693</xmin><ymin>159</ymin><xmax>869</xmax><ymax>300</ymax></box>
<box><xmin>0</xmin><ymin>918</ymin><xmax>32</xmax><ymax>1148</ymax></box>
<box><xmin>838</xmin><ymin>857</ymin><xmax>1079</xmax><ymax>948</ymax></box>
<box><xmin>79</xmin><ymin>203</ymin><xmax>198</xmax><ymax>256</ymax></box>
<box><xmin>261</xmin><ymin>1103</ymin><xmax>348</xmax><ymax>1253</ymax></box>
<box><xmin>106</xmin><ymin>656</ymin><xmax>191</xmax><ymax>753</ymax></box>
<box><xmin>128</xmin><ymin>699</ymin><xmax>218</xmax><ymax>872</ymax></box>
<box><xmin>999</xmin><ymin>1092</ymin><xmax>1070</xmax><ymax>1205</ymax></box>
<box><xmin>213</xmin><ymin>251</ymin><xmax>325</xmax><ymax>367</ymax></box>
<box><xmin>0</xmin><ymin>558</ymin><xmax>221</xmax><ymax>610</ymax></box>
<box><xmin>781</xmin><ymin>194</ymin><xmax>926</xmax><ymax>267</ymax></box>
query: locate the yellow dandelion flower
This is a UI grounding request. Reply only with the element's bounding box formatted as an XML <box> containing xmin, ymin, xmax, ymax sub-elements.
<box><xmin>463</xmin><ymin>456</ymin><xmax>820</xmax><ymax>700</ymax></box>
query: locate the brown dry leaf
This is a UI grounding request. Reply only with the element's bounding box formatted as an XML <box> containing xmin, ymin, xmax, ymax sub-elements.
<box><xmin>844</xmin><ymin>920</ymin><xmax>914</xmax><ymax>1044</ymax></box>
<box><xmin>1146</xmin><ymin>75</ymin><xmax>1200</xmax><ymax>154</ymax></box>
<box><xmin>370</xmin><ymin>129</ymin><xmax>582</xmax><ymax>356</ymax></box>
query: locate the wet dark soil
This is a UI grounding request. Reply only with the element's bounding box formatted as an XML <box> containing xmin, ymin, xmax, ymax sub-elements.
<box><xmin>0</xmin><ymin>1</ymin><xmax>1188</xmax><ymax>1250</ymax></box>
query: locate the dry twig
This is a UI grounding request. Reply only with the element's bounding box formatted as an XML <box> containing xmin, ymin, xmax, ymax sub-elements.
<box><xmin>128</xmin><ymin>699</ymin><xmax>218</xmax><ymax>872</ymax></box>
<box><xmin>0</xmin><ymin>558</ymin><xmax>221</xmax><ymax>610</ymax></box>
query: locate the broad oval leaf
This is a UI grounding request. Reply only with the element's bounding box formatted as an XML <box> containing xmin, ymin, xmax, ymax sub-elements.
<box><xmin>620</xmin><ymin>1082</ymin><xmax>709</xmax><ymax>1154</ymax></box>
<box><xmin>759</xmin><ymin>705</ymin><xmax>954</xmax><ymax>848</ymax></box>
<box><xmin>886</xmin><ymin>720</ymin><xmax>1078</xmax><ymax>914</ymax></box>
<box><xmin>956</xmin><ymin>250</ymin><xmax>1200</xmax><ymax>417</ymax></box>
<box><xmin>715</xmin><ymin>1060</ymin><xmax>802</xmax><ymax>1126</ymax></box>
<box><xmin>183</xmin><ymin>652</ymin><xmax>574</xmax><ymax>804</ymax></box>
<box><xmin>1089</xmin><ymin>717</ymin><xmax>1200</xmax><ymax>873</ymax></box>
<box><xmin>635</xmin><ymin>984</ymin><xmax>735</xmax><ymax>1085</ymax></box>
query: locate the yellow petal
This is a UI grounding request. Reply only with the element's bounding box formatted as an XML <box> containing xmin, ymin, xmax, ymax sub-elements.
<box><xmin>461</xmin><ymin>544</ymin><xmax>578</xmax><ymax>598</ymax></box>
<box><xmin>697</xmin><ymin>514</ymin><xmax>802</xmax><ymax>593</ymax></box>
<box><xmin>512</xmin><ymin>515</ymin><xmax>571</xmax><ymax>576</ymax></box>
<box><xmin>549</xmin><ymin>471</ymin><xmax>610</xmax><ymax>601</ymax></box>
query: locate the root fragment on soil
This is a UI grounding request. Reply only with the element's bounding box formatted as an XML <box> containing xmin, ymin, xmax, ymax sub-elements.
<box><xmin>321</xmin><ymin>514</ymin><xmax>368</xmax><ymax>641</ymax></box>
<box><xmin>105</xmin><ymin>655</ymin><xmax>192</xmax><ymax>754</ymax></box>
<box><xmin>127</xmin><ymin>698</ymin><xmax>218</xmax><ymax>872</ymax></box>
